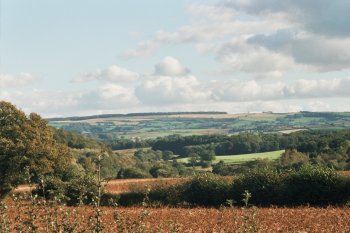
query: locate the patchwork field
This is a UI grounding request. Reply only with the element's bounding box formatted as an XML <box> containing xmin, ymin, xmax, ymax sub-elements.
<box><xmin>214</xmin><ymin>150</ymin><xmax>284</xmax><ymax>164</ymax></box>
<box><xmin>49</xmin><ymin>111</ymin><xmax>350</xmax><ymax>139</ymax></box>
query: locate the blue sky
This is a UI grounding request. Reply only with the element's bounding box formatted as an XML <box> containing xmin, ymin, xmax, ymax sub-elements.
<box><xmin>1</xmin><ymin>0</ymin><xmax>350</xmax><ymax>117</ymax></box>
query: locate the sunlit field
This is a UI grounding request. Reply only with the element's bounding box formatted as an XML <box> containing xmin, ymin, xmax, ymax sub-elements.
<box><xmin>2</xmin><ymin>199</ymin><xmax>350</xmax><ymax>232</ymax></box>
<box><xmin>178</xmin><ymin>150</ymin><xmax>284</xmax><ymax>164</ymax></box>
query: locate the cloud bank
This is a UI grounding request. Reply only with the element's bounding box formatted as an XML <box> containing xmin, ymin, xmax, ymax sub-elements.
<box><xmin>0</xmin><ymin>73</ymin><xmax>35</xmax><ymax>88</ymax></box>
<box><xmin>3</xmin><ymin>57</ymin><xmax>350</xmax><ymax>116</ymax></box>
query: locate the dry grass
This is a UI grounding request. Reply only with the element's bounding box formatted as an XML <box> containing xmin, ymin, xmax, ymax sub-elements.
<box><xmin>104</xmin><ymin>178</ymin><xmax>185</xmax><ymax>194</ymax></box>
<box><xmin>12</xmin><ymin>185</ymin><xmax>36</xmax><ymax>193</ymax></box>
<box><xmin>339</xmin><ymin>170</ymin><xmax>350</xmax><ymax>177</ymax></box>
<box><xmin>278</xmin><ymin>129</ymin><xmax>308</xmax><ymax>134</ymax></box>
<box><xmin>114</xmin><ymin>148</ymin><xmax>139</xmax><ymax>157</ymax></box>
<box><xmin>2</xmin><ymin>200</ymin><xmax>350</xmax><ymax>232</ymax></box>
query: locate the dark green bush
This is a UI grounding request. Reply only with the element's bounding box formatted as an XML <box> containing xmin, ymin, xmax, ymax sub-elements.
<box><xmin>283</xmin><ymin>165</ymin><xmax>347</xmax><ymax>205</ymax></box>
<box><xmin>100</xmin><ymin>193</ymin><xmax>120</xmax><ymax>206</ymax></box>
<box><xmin>181</xmin><ymin>173</ymin><xmax>231</xmax><ymax>206</ymax></box>
<box><xmin>35</xmin><ymin>176</ymin><xmax>67</xmax><ymax>200</ymax></box>
<box><xmin>99</xmin><ymin>166</ymin><xmax>350</xmax><ymax>207</ymax></box>
<box><xmin>117</xmin><ymin>192</ymin><xmax>146</xmax><ymax>206</ymax></box>
<box><xmin>231</xmin><ymin>165</ymin><xmax>350</xmax><ymax>206</ymax></box>
<box><xmin>65</xmin><ymin>174</ymin><xmax>99</xmax><ymax>206</ymax></box>
<box><xmin>232</xmin><ymin>168</ymin><xmax>282</xmax><ymax>205</ymax></box>
<box><xmin>116</xmin><ymin>168</ymin><xmax>151</xmax><ymax>179</ymax></box>
<box><xmin>148</xmin><ymin>184</ymin><xmax>184</xmax><ymax>206</ymax></box>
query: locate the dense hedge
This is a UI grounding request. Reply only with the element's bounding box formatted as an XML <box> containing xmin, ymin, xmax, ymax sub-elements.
<box><xmin>231</xmin><ymin>168</ymin><xmax>282</xmax><ymax>205</ymax></box>
<box><xmin>109</xmin><ymin>166</ymin><xmax>350</xmax><ymax>207</ymax></box>
<box><xmin>181</xmin><ymin>174</ymin><xmax>231</xmax><ymax>206</ymax></box>
<box><xmin>232</xmin><ymin>165</ymin><xmax>350</xmax><ymax>206</ymax></box>
<box><xmin>35</xmin><ymin>174</ymin><xmax>99</xmax><ymax>206</ymax></box>
<box><xmin>282</xmin><ymin>165</ymin><xmax>349</xmax><ymax>205</ymax></box>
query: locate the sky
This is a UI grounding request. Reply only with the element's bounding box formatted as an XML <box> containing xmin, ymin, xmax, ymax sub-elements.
<box><xmin>1</xmin><ymin>0</ymin><xmax>350</xmax><ymax>117</ymax></box>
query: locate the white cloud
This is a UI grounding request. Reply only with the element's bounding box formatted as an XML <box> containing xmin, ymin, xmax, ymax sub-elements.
<box><xmin>226</xmin><ymin>0</ymin><xmax>350</xmax><ymax>38</ymax></box>
<box><xmin>135</xmin><ymin>57</ymin><xmax>209</xmax><ymax>105</ymax></box>
<box><xmin>126</xmin><ymin>1</ymin><xmax>350</xmax><ymax>74</ymax></box>
<box><xmin>136</xmin><ymin>75</ymin><xmax>210</xmax><ymax>105</ymax></box>
<box><xmin>1</xmin><ymin>83</ymin><xmax>139</xmax><ymax>117</ymax></box>
<box><xmin>248</xmin><ymin>30</ymin><xmax>350</xmax><ymax>71</ymax></box>
<box><xmin>123</xmin><ymin>41</ymin><xmax>159</xmax><ymax>58</ymax></box>
<box><xmin>210</xmin><ymin>77</ymin><xmax>350</xmax><ymax>102</ymax></box>
<box><xmin>73</xmin><ymin>65</ymin><xmax>139</xmax><ymax>83</ymax></box>
<box><xmin>214</xmin><ymin>38</ymin><xmax>298</xmax><ymax>76</ymax></box>
<box><xmin>124</xmin><ymin>3</ymin><xmax>289</xmax><ymax>59</ymax></box>
<box><xmin>210</xmin><ymin>80</ymin><xmax>277</xmax><ymax>101</ymax></box>
<box><xmin>0</xmin><ymin>89</ymin><xmax>81</xmax><ymax>115</ymax></box>
<box><xmin>154</xmin><ymin>56</ymin><xmax>189</xmax><ymax>76</ymax></box>
<box><xmin>80</xmin><ymin>84</ymin><xmax>139</xmax><ymax>109</ymax></box>
<box><xmin>0</xmin><ymin>73</ymin><xmax>35</xmax><ymax>88</ymax></box>
<box><xmin>5</xmin><ymin>76</ymin><xmax>350</xmax><ymax>116</ymax></box>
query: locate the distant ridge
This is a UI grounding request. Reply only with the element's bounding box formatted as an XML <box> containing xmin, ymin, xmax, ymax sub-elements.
<box><xmin>48</xmin><ymin>111</ymin><xmax>228</xmax><ymax>122</ymax></box>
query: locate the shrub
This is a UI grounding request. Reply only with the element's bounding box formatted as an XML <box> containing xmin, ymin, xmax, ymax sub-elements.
<box><xmin>35</xmin><ymin>176</ymin><xmax>67</xmax><ymax>200</ymax></box>
<box><xmin>65</xmin><ymin>174</ymin><xmax>99</xmax><ymax>206</ymax></box>
<box><xmin>100</xmin><ymin>193</ymin><xmax>120</xmax><ymax>206</ymax></box>
<box><xmin>232</xmin><ymin>168</ymin><xmax>282</xmax><ymax>206</ymax></box>
<box><xmin>200</xmin><ymin>160</ymin><xmax>212</xmax><ymax>168</ymax></box>
<box><xmin>278</xmin><ymin>149</ymin><xmax>309</xmax><ymax>169</ymax></box>
<box><xmin>117</xmin><ymin>168</ymin><xmax>151</xmax><ymax>179</ymax></box>
<box><xmin>148</xmin><ymin>184</ymin><xmax>184</xmax><ymax>206</ymax></box>
<box><xmin>149</xmin><ymin>163</ymin><xmax>179</xmax><ymax>178</ymax></box>
<box><xmin>231</xmin><ymin>165</ymin><xmax>350</xmax><ymax>206</ymax></box>
<box><xmin>283</xmin><ymin>165</ymin><xmax>347</xmax><ymax>205</ymax></box>
<box><xmin>118</xmin><ymin>192</ymin><xmax>146</xmax><ymax>206</ymax></box>
<box><xmin>181</xmin><ymin>173</ymin><xmax>231</xmax><ymax>206</ymax></box>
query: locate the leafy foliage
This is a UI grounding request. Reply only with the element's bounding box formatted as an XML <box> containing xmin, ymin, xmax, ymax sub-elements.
<box><xmin>232</xmin><ymin>169</ymin><xmax>282</xmax><ymax>205</ymax></box>
<box><xmin>283</xmin><ymin>165</ymin><xmax>348</xmax><ymax>205</ymax></box>
<box><xmin>181</xmin><ymin>173</ymin><xmax>231</xmax><ymax>206</ymax></box>
<box><xmin>0</xmin><ymin>101</ymin><xmax>72</xmax><ymax>196</ymax></box>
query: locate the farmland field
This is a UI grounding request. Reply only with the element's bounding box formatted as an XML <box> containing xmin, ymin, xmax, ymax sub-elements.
<box><xmin>178</xmin><ymin>150</ymin><xmax>284</xmax><ymax>164</ymax></box>
<box><xmin>214</xmin><ymin>150</ymin><xmax>284</xmax><ymax>164</ymax></box>
<box><xmin>48</xmin><ymin>111</ymin><xmax>350</xmax><ymax>139</ymax></box>
<box><xmin>2</xmin><ymin>201</ymin><xmax>350</xmax><ymax>232</ymax></box>
<box><xmin>104</xmin><ymin>178</ymin><xmax>184</xmax><ymax>194</ymax></box>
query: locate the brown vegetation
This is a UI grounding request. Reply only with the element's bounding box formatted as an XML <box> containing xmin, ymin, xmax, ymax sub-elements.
<box><xmin>2</xmin><ymin>199</ymin><xmax>350</xmax><ymax>232</ymax></box>
<box><xmin>104</xmin><ymin>178</ymin><xmax>185</xmax><ymax>194</ymax></box>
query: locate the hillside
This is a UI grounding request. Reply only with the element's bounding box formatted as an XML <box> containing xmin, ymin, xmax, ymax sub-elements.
<box><xmin>49</xmin><ymin>111</ymin><xmax>350</xmax><ymax>140</ymax></box>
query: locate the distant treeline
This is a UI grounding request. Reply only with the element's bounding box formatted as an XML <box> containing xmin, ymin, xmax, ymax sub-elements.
<box><xmin>48</xmin><ymin>111</ymin><xmax>227</xmax><ymax>122</ymax></box>
<box><xmin>151</xmin><ymin>129</ymin><xmax>350</xmax><ymax>158</ymax></box>
<box><xmin>285</xmin><ymin>111</ymin><xmax>350</xmax><ymax>120</ymax></box>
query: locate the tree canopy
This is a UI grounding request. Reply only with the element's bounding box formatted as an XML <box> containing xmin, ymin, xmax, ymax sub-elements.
<box><xmin>0</xmin><ymin>101</ymin><xmax>72</xmax><ymax>196</ymax></box>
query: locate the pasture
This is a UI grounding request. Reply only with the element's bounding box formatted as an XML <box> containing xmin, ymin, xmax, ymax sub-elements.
<box><xmin>178</xmin><ymin>150</ymin><xmax>284</xmax><ymax>164</ymax></box>
<box><xmin>49</xmin><ymin>111</ymin><xmax>350</xmax><ymax>139</ymax></box>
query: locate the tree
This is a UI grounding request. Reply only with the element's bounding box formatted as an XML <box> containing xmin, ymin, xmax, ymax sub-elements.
<box><xmin>279</xmin><ymin>149</ymin><xmax>308</xmax><ymax>168</ymax></box>
<box><xmin>0</xmin><ymin>101</ymin><xmax>72</xmax><ymax>196</ymax></box>
<box><xmin>199</xmin><ymin>150</ymin><xmax>216</xmax><ymax>162</ymax></box>
<box><xmin>188</xmin><ymin>153</ymin><xmax>200</xmax><ymax>166</ymax></box>
<box><xmin>162</xmin><ymin>150</ymin><xmax>174</xmax><ymax>160</ymax></box>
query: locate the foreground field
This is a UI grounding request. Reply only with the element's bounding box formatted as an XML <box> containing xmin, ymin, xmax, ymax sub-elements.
<box><xmin>178</xmin><ymin>150</ymin><xmax>284</xmax><ymax>164</ymax></box>
<box><xmin>2</xmin><ymin>201</ymin><xmax>350</xmax><ymax>232</ymax></box>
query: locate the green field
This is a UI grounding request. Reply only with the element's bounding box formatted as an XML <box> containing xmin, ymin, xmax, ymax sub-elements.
<box><xmin>49</xmin><ymin>111</ymin><xmax>350</xmax><ymax>139</ymax></box>
<box><xmin>178</xmin><ymin>150</ymin><xmax>284</xmax><ymax>164</ymax></box>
